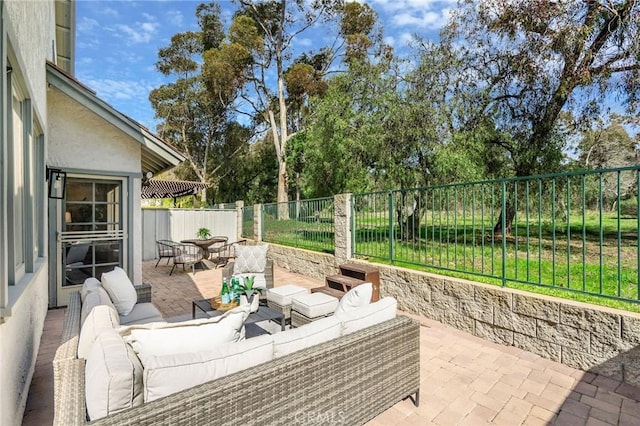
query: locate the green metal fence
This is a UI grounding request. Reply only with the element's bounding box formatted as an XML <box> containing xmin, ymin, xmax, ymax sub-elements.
<box><xmin>262</xmin><ymin>197</ymin><xmax>335</xmax><ymax>253</ymax></box>
<box><xmin>352</xmin><ymin>166</ymin><xmax>640</xmax><ymax>304</ymax></box>
<box><xmin>241</xmin><ymin>205</ymin><xmax>254</xmax><ymax>239</ymax></box>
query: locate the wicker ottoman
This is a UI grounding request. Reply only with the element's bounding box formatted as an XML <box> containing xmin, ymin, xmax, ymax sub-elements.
<box><xmin>266</xmin><ymin>284</ymin><xmax>308</xmax><ymax>320</ymax></box>
<box><xmin>290</xmin><ymin>292</ymin><xmax>339</xmax><ymax>328</ymax></box>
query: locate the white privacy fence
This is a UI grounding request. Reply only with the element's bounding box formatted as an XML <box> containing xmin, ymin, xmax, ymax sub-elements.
<box><xmin>141</xmin><ymin>208</ymin><xmax>238</xmax><ymax>261</ymax></box>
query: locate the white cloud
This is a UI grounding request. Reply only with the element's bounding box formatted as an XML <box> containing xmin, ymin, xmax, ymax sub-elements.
<box><xmin>84</xmin><ymin>78</ymin><xmax>154</xmax><ymax>102</ymax></box>
<box><xmin>114</xmin><ymin>21</ymin><xmax>159</xmax><ymax>44</ymax></box>
<box><xmin>384</xmin><ymin>35</ymin><xmax>395</xmax><ymax>47</ymax></box>
<box><xmin>77</xmin><ymin>17</ymin><xmax>99</xmax><ymax>33</ymax></box>
<box><xmin>103</xmin><ymin>7</ymin><xmax>118</xmax><ymax>17</ymax></box>
<box><xmin>142</xmin><ymin>13</ymin><xmax>157</xmax><ymax>22</ymax></box>
<box><xmin>392</xmin><ymin>11</ymin><xmax>446</xmax><ymax>29</ymax></box>
<box><xmin>167</xmin><ymin>10</ymin><xmax>184</xmax><ymax>26</ymax></box>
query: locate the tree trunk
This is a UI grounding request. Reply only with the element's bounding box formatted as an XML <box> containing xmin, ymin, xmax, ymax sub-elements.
<box><xmin>493</xmin><ymin>203</ymin><xmax>515</xmax><ymax>235</ymax></box>
<box><xmin>277</xmin><ymin>161</ymin><xmax>289</xmax><ymax>219</ymax></box>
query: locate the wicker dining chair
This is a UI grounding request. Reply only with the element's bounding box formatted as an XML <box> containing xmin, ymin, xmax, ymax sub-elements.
<box><xmin>169</xmin><ymin>243</ymin><xmax>203</xmax><ymax>275</ymax></box>
<box><xmin>155</xmin><ymin>240</ymin><xmax>179</xmax><ymax>268</ymax></box>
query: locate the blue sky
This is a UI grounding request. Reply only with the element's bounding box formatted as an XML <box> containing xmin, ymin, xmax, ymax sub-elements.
<box><xmin>75</xmin><ymin>0</ymin><xmax>454</xmax><ymax>131</ymax></box>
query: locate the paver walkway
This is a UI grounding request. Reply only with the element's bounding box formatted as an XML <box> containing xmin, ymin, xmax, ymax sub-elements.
<box><xmin>22</xmin><ymin>260</ymin><xmax>640</xmax><ymax>425</ymax></box>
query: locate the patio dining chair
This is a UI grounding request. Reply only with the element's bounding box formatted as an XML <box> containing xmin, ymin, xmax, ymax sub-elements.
<box><xmin>155</xmin><ymin>240</ymin><xmax>179</xmax><ymax>268</ymax></box>
<box><xmin>170</xmin><ymin>243</ymin><xmax>204</xmax><ymax>275</ymax></box>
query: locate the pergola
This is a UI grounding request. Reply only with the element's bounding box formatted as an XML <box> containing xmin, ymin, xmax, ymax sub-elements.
<box><xmin>141</xmin><ymin>179</ymin><xmax>209</xmax><ymax>205</ymax></box>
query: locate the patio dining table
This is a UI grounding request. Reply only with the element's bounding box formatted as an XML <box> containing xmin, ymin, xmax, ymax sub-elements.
<box><xmin>180</xmin><ymin>237</ymin><xmax>227</xmax><ymax>260</ymax></box>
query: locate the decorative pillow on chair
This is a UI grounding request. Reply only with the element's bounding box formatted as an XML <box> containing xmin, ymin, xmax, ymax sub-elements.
<box><xmin>101</xmin><ymin>266</ymin><xmax>137</xmax><ymax>316</ymax></box>
<box><xmin>233</xmin><ymin>244</ymin><xmax>268</xmax><ymax>274</ymax></box>
<box><xmin>334</xmin><ymin>282</ymin><xmax>373</xmax><ymax>315</ymax></box>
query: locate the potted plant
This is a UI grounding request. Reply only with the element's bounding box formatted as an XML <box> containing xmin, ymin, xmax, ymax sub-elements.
<box><xmin>237</xmin><ymin>276</ymin><xmax>262</xmax><ymax>312</ymax></box>
<box><xmin>196</xmin><ymin>227</ymin><xmax>211</xmax><ymax>239</ymax></box>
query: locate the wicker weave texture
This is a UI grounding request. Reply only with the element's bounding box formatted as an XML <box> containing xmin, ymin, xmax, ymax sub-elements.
<box><xmin>54</xmin><ymin>301</ymin><xmax>420</xmax><ymax>425</ymax></box>
<box><xmin>135</xmin><ymin>284</ymin><xmax>152</xmax><ymax>303</ymax></box>
<box><xmin>266</xmin><ymin>300</ymin><xmax>291</xmax><ymax>319</ymax></box>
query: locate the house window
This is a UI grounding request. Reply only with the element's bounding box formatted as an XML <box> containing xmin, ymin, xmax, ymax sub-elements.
<box><xmin>8</xmin><ymin>77</ymin><xmax>27</xmax><ymax>283</ymax></box>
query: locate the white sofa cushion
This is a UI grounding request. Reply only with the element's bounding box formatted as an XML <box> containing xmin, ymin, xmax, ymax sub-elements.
<box><xmin>335</xmin><ymin>296</ymin><xmax>397</xmax><ymax>334</ymax></box>
<box><xmin>80</xmin><ymin>287</ymin><xmax>118</xmax><ymax>326</ymax></box>
<box><xmin>140</xmin><ymin>334</ymin><xmax>274</xmax><ymax>402</ymax></box>
<box><xmin>78</xmin><ymin>305</ymin><xmax>121</xmax><ymax>359</ymax></box>
<box><xmin>267</xmin><ymin>284</ymin><xmax>308</xmax><ymax>306</ymax></box>
<box><xmin>119</xmin><ymin>303</ymin><xmax>165</xmax><ymax>325</ymax></box>
<box><xmin>233</xmin><ymin>244</ymin><xmax>268</xmax><ymax>274</ymax></box>
<box><xmin>273</xmin><ymin>316</ymin><xmax>342</xmax><ymax>358</ymax></box>
<box><xmin>334</xmin><ymin>282</ymin><xmax>373</xmax><ymax>315</ymax></box>
<box><xmin>291</xmin><ymin>292</ymin><xmax>339</xmax><ymax>318</ymax></box>
<box><xmin>101</xmin><ymin>267</ymin><xmax>138</xmax><ymax>316</ymax></box>
<box><xmin>80</xmin><ymin>277</ymin><xmax>101</xmax><ymax>304</ymax></box>
<box><xmin>85</xmin><ymin>328</ymin><xmax>143</xmax><ymax>421</ymax></box>
<box><xmin>124</xmin><ymin>307</ymin><xmax>249</xmax><ymax>357</ymax></box>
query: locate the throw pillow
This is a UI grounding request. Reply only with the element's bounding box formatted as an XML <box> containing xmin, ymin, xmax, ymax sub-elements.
<box><xmin>334</xmin><ymin>282</ymin><xmax>373</xmax><ymax>316</ymax></box>
<box><xmin>85</xmin><ymin>328</ymin><xmax>143</xmax><ymax>420</ymax></box>
<box><xmin>125</xmin><ymin>306</ymin><xmax>250</xmax><ymax>357</ymax></box>
<box><xmin>233</xmin><ymin>244</ymin><xmax>268</xmax><ymax>274</ymax></box>
<box><xmin>101</xmin><ymin>266</ymin><xmax>137</xmax><ymax>316</ymax></box>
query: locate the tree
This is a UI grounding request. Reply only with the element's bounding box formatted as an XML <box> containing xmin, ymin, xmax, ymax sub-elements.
<box><xmin>150</xmin><ymin>3</ymin><xmax>247</xmax><ymax>205</ymax></box>
<box><xmin>202</xmin><ymin>0</ymin><xmax>379</xmax><ymax>214</ymax></box>
<box><xmin>442</xmin><ymin>0</ymin><xmax>640</xmax><ymax>233</ymax></box>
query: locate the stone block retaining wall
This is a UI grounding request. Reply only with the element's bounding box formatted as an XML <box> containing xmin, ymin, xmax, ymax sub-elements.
<box><xmin>267</xmin><ymin>243</ymin><xmax>640</xmax><ymax>388</ymax></box>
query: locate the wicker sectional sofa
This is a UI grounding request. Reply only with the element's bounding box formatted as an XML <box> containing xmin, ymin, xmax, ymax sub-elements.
<box><xmin>53</xmin><ymin>286</ymin><xmax>420</xmax><ymax>425</ymax></box>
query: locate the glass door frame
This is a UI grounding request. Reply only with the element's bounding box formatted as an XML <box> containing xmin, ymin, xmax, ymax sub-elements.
<box><xmin>55</xmin><ymin>173</ymin><xmax>129</xmax><ymax>307</ymax></box>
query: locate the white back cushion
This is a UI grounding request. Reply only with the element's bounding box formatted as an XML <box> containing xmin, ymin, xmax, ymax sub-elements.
<box><xmin>335</xmin><ymin>297</ymin><xmax>397</xmax><ymax>334</ymax></box>
<box><xmin>78</xmin><ymin>305</ymin><xmax>120</xmax><ymax>359</ymax></box>
<box><xmin>233</xmin><ymin>244</ymin><xmax>268</xmax><ymax>274</ymax></box>
<box><xmin>140</xmin><ymin>334</ymin><xmax>274</xmax><ymax>402</ymax></box>
<box><xmin>124</xmin><ymin>307</ymin><xmax>249</xmax><ymax>357</ymax></box>
<box><xmin>273</xmin><ymin>316</ymin><xmax>342</xmax><ymax>358</ymax></box>
<box><xmin>334</xmin><ymin>282</ymin><xmax>373</xmax><ymax>315</ymax></box>
<box><xmin>80</xmin><ymin>277</ymin><xmax>101</xmax><ymax>304</ymax></box>
<box><xmin>85</xmin><ymin>328</ymin><xmax>143</xmax><ymax>421</ymax></box>
<box><xmin>81</xmin><ymin>287</ymin><xmax>118</xmax><ymax>326</ymax></box>
<box><xmin>101</xmin><ymin>267</ymin><xmax>137</xmax><ymax>316</ymax></box>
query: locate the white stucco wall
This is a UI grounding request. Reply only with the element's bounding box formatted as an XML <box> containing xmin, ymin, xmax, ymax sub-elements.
<box><xmin>47</xmin><ymin>88</ymin><xmax>141</xmax><ymax>172</ymax></box>
<box><xmin>1</xmin><ymin>2</ymin><xmax>55</xmax><ymax>425</ymax></box>
<box><xmin>4</xmin><ymin>0</ymin><xmax>55</xmax><ymax>124</ymax></box>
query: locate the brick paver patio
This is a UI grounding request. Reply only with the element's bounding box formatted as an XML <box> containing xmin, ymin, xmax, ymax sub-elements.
<box><xmin>22</xmin><ymin>260</ymin><xmax>640</xmax><ymax>425</ymax></box>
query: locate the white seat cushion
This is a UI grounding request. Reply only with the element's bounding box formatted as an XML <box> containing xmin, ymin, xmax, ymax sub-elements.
<box><xmin>273</xmin><ymin>316</ymin><xmax>342</xmax><ymax>358</ymax></box>
<box><xmin>78</xmin><ymin>304</ymin><xmax>121</xmax><ymax>359</ymax></box>
<box><xmin>118</xmin><ymin>302</ymin><xmax>165</xmax><ymax>325</ymax></box>
<box><xmin>101</xmin><ymin>267</ymin><xmax>138</xmax><ymax>316</ymax></box>
<box><xmin>334</xmin><ymin>282</ymin><xmax>373</xmax><ymax>315</ymax></box>
<box><xmin>123</xmin><ymin>306</ymin><xmax>250</xmax><ymax>357</ymax></box>
<box><xmin>233</xmin><ymin>244</ymin><xmax>268</xmax><ymax>274</ymax></box>
<box><xmin>267</xmin><ymin>284</ymin><xmax>308</xmax><ymax>306</ymax></box>
<box><xmin>140</xmin><ymin>334</ymin><xmax>274</xmax><ymax>402</ymax></box>
<box><xmin>291</xmin><ymin>293</ymin><xmax>339</xmax><ymax>318</ymax></box>
<box><xmin>335</xmin><ymin>296</ymin><xmax>397</xmax><ymax>334</ymax></box>
<box><xmin>85</xmin><ymin>328</ymin><xmax>143</xmax><ymax>421</ymax></box>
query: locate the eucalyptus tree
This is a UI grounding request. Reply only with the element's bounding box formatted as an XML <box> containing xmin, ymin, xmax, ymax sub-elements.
<box><xmin>150</xmin><ymin>3</ymin><xmax>244</xmax><ymax>205</ymax></box>
<box><xmin>202</xmin><ymin>0</ymin><xmax>379</xmax><ymax>213</ymax></box>
<box><xmin>442</xmin><ymin>0</ymin><xmax>640</xmax><ymax>233</ymax></box>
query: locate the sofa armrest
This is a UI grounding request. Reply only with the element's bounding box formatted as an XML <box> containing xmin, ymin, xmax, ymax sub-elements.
<box><xmin>135</xmin><ymin>283</ymin><xmax>152</xmax><ymax>303</ymax></box>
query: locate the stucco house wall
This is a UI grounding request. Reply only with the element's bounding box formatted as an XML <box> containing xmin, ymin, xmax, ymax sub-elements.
<box><xmin>47</xmin><ymin>87</ymin><xmax>144</xmax><ymax>286</ymax></box>
<box><xmin>0</xmin><ymin>2</ymin><xmax>55</xmax><ymax>425</ymax></box>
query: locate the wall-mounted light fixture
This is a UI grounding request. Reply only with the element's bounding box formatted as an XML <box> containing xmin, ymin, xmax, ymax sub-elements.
<box><xmin>47</xmin><ymin>167</ymin><xmax>67</xmax><ymax>199</ymax></box>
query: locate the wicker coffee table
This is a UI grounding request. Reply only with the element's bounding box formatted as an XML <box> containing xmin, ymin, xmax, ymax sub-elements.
<box><xmin>192</xmin><ymin>299</ymin><xmax>286</xmax><ymax>332</ymax></box>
